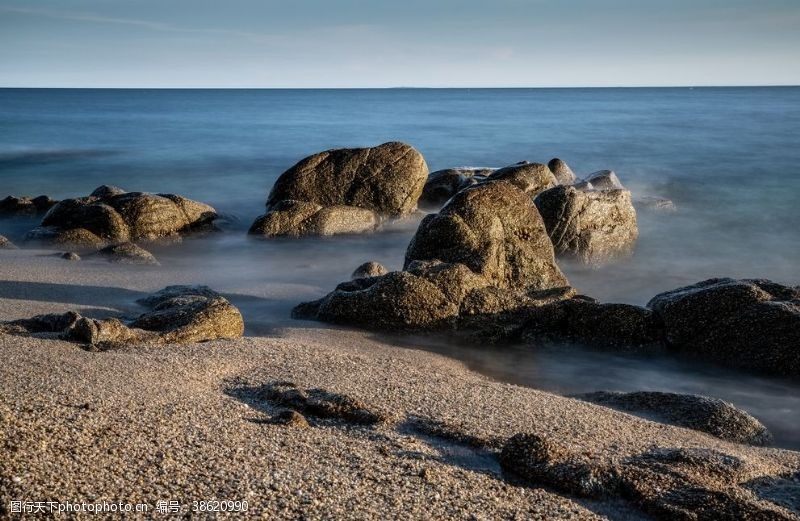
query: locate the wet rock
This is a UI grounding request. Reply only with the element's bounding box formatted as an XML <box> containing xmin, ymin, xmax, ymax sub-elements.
<box><xmin>486</xmin><ymin>161</ymin><xmax>557</xmax><ymax>197</ymax></box>
<box><xmin>250</xmin><ymin>142</ymin><xmax>428</xmax><ymax>237</ymax></box>
<box><xmin>647</xmin><ymin>278</ymin><xmax>800</xmax><ymax>377</ymax></box>
<box><xmin>256</xmin><ymin>381</ymin><xmax>387</xmax><ymax>425</ymax></box>
<box><xmin>582</xmin><ymin>170</ymin><xmax>625</xmax><ymax>190</ymax></box>
<box><xmin>248</xmin><ymin>200</ymin><xmax>380</xmax><ymax>238</ymax></box>
<box><xmin>25</xmin><ymin>186</ymin><xmax>217</xmax><ymax>249</ymax></box>
<box><xmin>634</xmin><ymin>196</ymin><xmax>677</xmax><ymax>212</ymax></box>
<box><xmin>60</xmin><ymin>252</ymin><xmax>81</xmax><ymax>261</ymax></box>
<box><xmin>93</xmin><ymin>242</ymin><xmax>159</xmax><ymax>265</ymax></box>
<box><xmin>576</xmin><ymin>391</ymin><xmax>772</xmax><ymax>445</ymax></box>
<box><xmin>1</xmin><ymin>286</ymin><xmax>244</xmax><ymax>347</ymax></box>
<box><xmin>271</xmin><ymin>410</ymin><xmax>310</xmax><ymax>428</ymax></box>
<box><xmin>351</xmin><ymin>261</ymin><xmax>388</xmax><ymax>279</ymax></box>
<box><xmin>406</xmin><ymin>181</ymin><xmax>568</xmax><ymax>291</ymax></box>
<box><xmin>419</xmin><ymin>167</ymin><xmax>494</xmax><ymax>209</ymax></box>
<box><xmin>547</xmin><ymin>158</ymin><xmax>578</xmax><ymax>185</ymax></box>
<box><xmin>0</xmin><ymin>195</ymin><xmax>58</xmax><ymax>218</ymax></box>
<box><xmin>535</xmin><ymin>185</ymin><xmax>638</xmax><ymax>263</ymax></box>
<box><xmin>0</xmin><ymin>234</ymin><xmax>17</xmax><ymax>249</ymax></box>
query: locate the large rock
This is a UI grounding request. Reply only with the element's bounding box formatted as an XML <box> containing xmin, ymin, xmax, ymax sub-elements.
<box><xmin>406</xmin><ymin>181</ymin><xmax>568</xmax><ymax>291</ymax></box>
<box><xmin>419</xmin><ymin>167</ymin><xmax>494</xmax><ymax>209</ymax></box>
<box><xmin>250</xmin><ymin>142</ymin><xmax>428</xmax><ymax>237</ymax></box>
<box><xmin>647</xmin><ymin>278</ymin><xmax>800</xmax><ymax>377</ymax></box>
<box><xmin>0</xmin><ymin>195</ymin><xmax>58</xmax><ymax>218</ymax></box>
<box><xmin>24</xmin><ymin>187</ymin><xmax>217</xmax><ymax>248</ymax></box>
<box><xmin>1</xmin><ymin>286</ymin><xmax>244</xmax><ymax>348</ymax></box>
<box><xmin>576</xmin><ymin>391</ymin><xmax>772</xmax><ymax>445</ymax></box>
<box><xmin>547</xmin><ymin>158</ymin><xmax>577</xmax><ymax>185</ymax></box>
<box><xmin>486</xmin><ymin>161</ymin><xmax>557</xmax><ymax>196</ymax></box>
<box><xmin>535</xmin><ymin>185</ymin><xmax>638</xmax><ymax>263</ymax></box>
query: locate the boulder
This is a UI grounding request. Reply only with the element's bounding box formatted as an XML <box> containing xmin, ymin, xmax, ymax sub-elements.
<box><xmin>248</xmin><ymin>200</ymin><xmax>379</xmax><ymax>238</ymax></box>
<box><xmin>92</xmin><ymin>242</ymin><xmax>159</xmax><ymax>265</ymax></box>
<box><xmin>0</xmin><ymin>234</ymin><xmax>17</xmax><ymax>249</ymax></box>
<box><xmin>250</xmin><ymin>142</ymin><xmax>428</xmax><ymax>237</ymax></box>
<box><xmin>0</xmin><ymin>195</ymin><xmax>58</xmax><ymax>218</ymax></box>
<box><xmin>1</xmin><ymin>286</ymin><xmax>244</xmax><ymax>348</ymax></box>
<box><xmin>24</xmin><ymin>187</ymin><xmax>217</xmax><ymax>249</ymax></box>
<box><xmin>406</xmin><ymin>181</ymin><xmax>568</xmax><ymax>291</ymax></box>
<box><xmin>419</xmin><ymin>167</ymin><xmax>494</xmax><ymax>209</ymax></box>
<box><xmin>535</xmin><ymin>185</ymin><xmax>638</xmax><ymax>263</ymax></box>
<box><xmin>547</xmin><ymin>158</ymin><xmax>577</xmax><ymax>185</ymax></box>
<box><xmin>351</xmin><ymin>261</ymin><xmax>388</xmax><ymax>279</ymax></box>
<box><xmin>575</xmin><ymin>391</ymin><xmax>772</xmax><ymax>445</ymax></box>
<box><xmin>486</xmin><ymin>161</ymin><xmax>557</xmax><ymax>196</ymax></box>
<box><xmin>647</xmin><ymin>278</ymin><xmax>800</xmax><ymax>377</ymax></box>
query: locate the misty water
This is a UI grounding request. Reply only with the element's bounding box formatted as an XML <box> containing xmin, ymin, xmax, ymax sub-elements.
<box><xmin>1</xmin><ymin>88</ymin><xmax>799</xmax><ymax>448</ymax></box>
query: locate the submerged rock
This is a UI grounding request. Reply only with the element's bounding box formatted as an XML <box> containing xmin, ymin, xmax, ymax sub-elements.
<box><xmin>647</xmin><ymin>278</ymin><xmax>800</xmax><ymax>377</ymax></box>
<box><xmin>93</xmin><ymin>242</ymin><xmax>159</xmax><ymax>265</ymax></box>
<box><xmin>576</xmin><ymin>391</ymin><xmax>772</xmax><ymax>445</ymax></box>
<box><xmin>60</xmin><ymin>251</ymin><xmax>81</xmax><ymax>261</ymax></box>
<box><xmin>535</xmin><ymin>185</ymin><xmax>638</xmax><ymax>264</ymax></box>
<box><xmin>419</xmin><ymin>167</ymin><xmax>494</xmax><ymax>209</ymax></box>
<box><xmin>351</xmin><ymin>261</ymin><xmax>388</xmax><ymax>279</ymax></box>
<box><xmin>0</xmin><ymin>234</ymin><xmax>17</xmax><ymax>249</ymax></box>
<box><xmin>250</xmin><ymin>142</ymin><xmax>428</xmax><ymax>237</ymax></box>
<box><xmin>634</xmin><ymin>196</ymin><xmax>677</xmax><ymax>212</ymax></box>
<box><xmin>1</xmin><ymin>286</ymin><xmax>243</xmax><ymax>348</ymax></box>
<box><xmin>24</xmin><ymin>187</ymin><xmax>217</xmax><ymax>249</ymax></box>
<box><xmin>0</xmin><ymin>195</ymin><xmax>58</xmax><ymax>218</ymax></box>
<box><xmin>547</xmin><ymin>158</ymin><xmax>578</xmax><ymax>185</ymax></box>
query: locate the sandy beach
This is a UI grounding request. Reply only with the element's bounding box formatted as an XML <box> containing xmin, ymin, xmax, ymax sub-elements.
<box><xmin>2</xmin><ymin>249</ymin><xmax>799</xmax><ymax>519</ymax></box>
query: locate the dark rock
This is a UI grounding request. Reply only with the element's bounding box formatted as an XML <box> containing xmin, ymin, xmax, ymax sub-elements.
<box><xmin>93</xmin><ymin>242</ymin><xmax>159</xmax><ymax>265</ymax></box>
<box><xmin>256</xmin><ymin>381</ymin><xmax>387</xmax><ymax>425</ymax></box>
<box><xmin>575</xmin><ymin>391</ymin><xmax>772</xmax><ymax>445</ymax></box>
<box><xmin>647</xmin><ymin>278</ymin><xmax>800</xmax><ymax>377</ymax></box>
<box><xmin>0</xmin><ymin>195</ymin><xmax>58</xmax><ymax>218</ymax></box>
<box><xmin>419</xmin><ymin>167</ymin><xmax>494</xmax><ymax>209</ymax></box>
<box><xmin>486</xmin><ymin>161</ymin><xmax>557</xmax><ymax>197</ymax></box>
<box><xmin>351</xmin><ymin>261</ymin><xmax>388</xmax><ymax>279</ymax></box>
<box><xmin>547</xmin><ymin>158</ymin><xmax>578</xmax><ymax>185</ymax></box>
<box><xmin>582</xmin><ymin>170</ymin><xmax>624</xmax><ymax>190</ymax></box>
<box><xmin>250</xmin><ymin>142</ymin><xmax>428</xmax><ymax>237</ymax></box>
<box><xmin>25</xmin><ymin>187</ymin><xmax>217</xmax><ymax>249</ymax></box>
<box><xmin>1</xmin><ymin>311</ymin><xmax>82</xmax><ymax>335</ymax></box>
<box><xmin>0</xmin><ymin>234</ymin><xmax>17</xmax><ymax>249</ymax></box>
<box><xmin>406</xmin><ymin>181</ymin><xmax>568</xmax><ymax>291</ymax></box>
<box><xmin>271</xmin><ymin>410</ymin><xmax>310</xmax><ymax>428</ymax></box>
<box><xmin>136</xmin><ymin>285</ymin><xmax>222</xmax><ymax>308</ymax></box>
<box><xmin>535</xmin><ymin>185</ymin><xmax>638</xmax><ymax>263</ymax></box>
<box><xmin>248</xmin><ymin>200</ymin><xmax>379</xmax><ymax>237</ymax></box>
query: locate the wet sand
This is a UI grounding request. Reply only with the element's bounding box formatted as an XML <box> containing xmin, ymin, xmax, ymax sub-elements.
<box><xmin>1</xmin><ymin>249</ymin><xmax>799</xmax><ymax>519</ymax></box>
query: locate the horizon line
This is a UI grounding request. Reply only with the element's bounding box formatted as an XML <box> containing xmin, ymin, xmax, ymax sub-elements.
<box><xmin>1</xmin><ymin>84</ymin><xmax>799</xmax><ymax>90</ymax></box>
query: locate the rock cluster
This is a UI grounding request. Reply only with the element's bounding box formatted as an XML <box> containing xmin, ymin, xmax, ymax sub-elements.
<box><xmin>0</xmin><ymin>195</ymin><xmax>58</xmax><ymax>218</ymax></box>
<box><xmin>24</xmin><ymin>186</ymin><xmax>218</xmax><ymax>249</ymax></box>
<box><xmin>576</xmin><ymin>391</ymin><xmax>772</xmax><ymax>445</ymax></box>
<box><xmin>249</xmin><ymin>142</ymin><xmax>428</xmax><ymax>237</ymax></box>
<box><xmin>0</xmin><ymin>285</ymin><xmax>244</xmax><ymax>348</ymax></box>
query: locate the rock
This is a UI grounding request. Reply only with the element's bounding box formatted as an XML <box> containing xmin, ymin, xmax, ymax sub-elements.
<box><xmin>575</xmin><ymin>391</ymin><xmax>772</xmax><ymax>445</ymax></box>
<box><xmin>486</xmin><ymin>161</ymin><xmax>557</xmax><ymax>196</ymax></box>
<box><xmin>406</xmin><ymin>181</ymin><xmax>568</xmax><ymax>291</ymax></box>
<box><xmin>250</xmin><ymin>142</ymin><xmax>428</xmax><ymax>237</ymax></box>
<box><xmin>93</xmin><ymin>242</ymin><xmax>159</xmax><ymax>265</ymax></box>
<box><xmin>419</xmin><ymin>167</ymin><xmax>494</xmax><ymax>209</ymax></box>
<box><xmin>647</xmin><ymin>278</ymin><xmax>800</xmax><ymax>377</ymax></box>
<box><xmin>60</xmin><ymin>252</ymin><xmax>81</xmax><ymax>261</ymax></box>
<box><xmin>0</xmin><ymin>234</ymin><xmax>17</xmax><ymax>249</ymax></box>
<box><xmin>248</xmin><ymin>200</ymin><xmax>379</xmax><ymax>238</ymax></box>
<box><xmin>634</xmin><ymin>196</ymin><xmax>676</xmax><ymax>212</ymax></box>
<box><xmin>535</xmin><ymin>185</ymin><xmax>638</xmax><ymax>263</ymax></box>
<box><xmin>255</xmin><ymin>381</ymin><xmax>387</xmax><ymax>425</ymax></box>
<box><xmin>351</xmin><ymin>261</ymin><xmax>388</xmax><ymax>279</ymax></box>
<box><xmin>0</xmin><ymin>195</ymin><xmax>58</xmax><ymax>218</ymax></box>
<box><xmin>25</xmin><ymin>187</ymin><xmax>217</xmax><ymax>248</ymax></box>
<box><xmin>271</xmin><ymin>410</ymin><xmax>310</xmax><ymax>428</ymax></box>
<box><xmin>582</xmin><ymin>170</ymin><xmax>624</xmax><ymax>190</ymax></box>
<box><xmin>547</xmin><ymin>158</ymin><xmax>577</xmax><ymax>185</ymax></box>
<box><xmin>1</xmin><ymin>286</ymin><xmax>244</xmax><ymax>347</ymax></box>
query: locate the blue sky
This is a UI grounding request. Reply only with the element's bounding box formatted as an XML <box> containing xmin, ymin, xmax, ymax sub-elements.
<box><xmin>1</xmin><ymin>0</ymin><xmax>798</xmax><ymax>87</ymax></box>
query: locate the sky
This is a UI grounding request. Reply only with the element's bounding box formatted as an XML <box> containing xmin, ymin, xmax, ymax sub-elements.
<box><xmin>1</xmin><ymin>0</ymin><xmax>799</xmax><ymax>88</ymax></box>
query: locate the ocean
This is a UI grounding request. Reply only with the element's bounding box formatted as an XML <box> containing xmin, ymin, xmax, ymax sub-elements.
<box><xmin>1</xmin><ymin>87</ymin><xmax>799</xmax><ymax>446</ymax></box>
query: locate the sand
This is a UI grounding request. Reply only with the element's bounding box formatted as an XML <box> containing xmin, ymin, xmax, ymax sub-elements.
<box><xmin>1</xmin><ymin>249</ymin><xmax>799</xmax><ymax>519</ymax></box>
